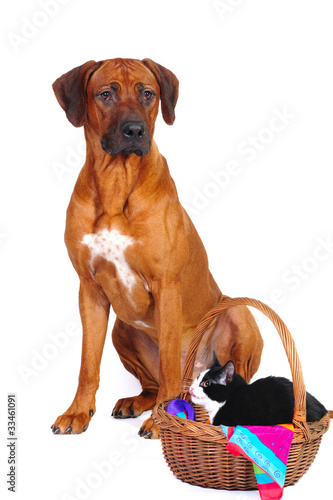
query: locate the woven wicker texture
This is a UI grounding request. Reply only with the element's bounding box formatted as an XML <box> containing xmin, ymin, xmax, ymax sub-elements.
<box><xmin>153</xmin><ymin>297</ymin><xmax>330</xmax><ymax>490</ymax></box>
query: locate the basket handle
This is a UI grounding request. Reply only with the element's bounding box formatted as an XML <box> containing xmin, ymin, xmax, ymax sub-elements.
<box><xmin>181</xmin><ymin>296</ymin><xmax>311</xmax><ymax>441</ymax></box>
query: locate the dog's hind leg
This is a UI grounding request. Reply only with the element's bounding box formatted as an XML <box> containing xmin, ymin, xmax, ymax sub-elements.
<box><xmin>111</xmin><ymin>318</ymin><xmax>159</xmax><ymax>420</ymax></box>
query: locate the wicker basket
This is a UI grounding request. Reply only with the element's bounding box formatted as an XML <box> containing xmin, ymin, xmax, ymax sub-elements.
<box><xmin>153</xmin><ymin>297</ymin><xmax>330</xmax><ymax>490</ymax></box>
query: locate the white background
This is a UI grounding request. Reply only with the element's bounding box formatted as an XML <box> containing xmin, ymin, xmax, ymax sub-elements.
<box><xmin>1</xmin><ymin>1</ymin><xmax>333</xmax><ymax>499</ymax></box>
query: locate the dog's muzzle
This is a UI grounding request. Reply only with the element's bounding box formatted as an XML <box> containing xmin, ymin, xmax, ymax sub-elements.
<box><xmin>101</xmin><ymin>120</ymin><xmax>151</xmax><ymax>157</ymax></box>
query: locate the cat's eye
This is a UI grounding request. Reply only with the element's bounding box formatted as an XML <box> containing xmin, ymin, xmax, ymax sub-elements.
<box><xmin>200</xmin><ymin>380</ymin><xmax>211</xmax><ymax>388</ymax></box>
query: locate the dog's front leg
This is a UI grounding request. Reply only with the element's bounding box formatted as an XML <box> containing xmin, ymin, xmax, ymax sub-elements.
<box><xmin>154</xmin><ymin>280</ymin><xmax>183</xmax><ymax>401</ymax></box>
<box><xmin>51</xmin><ymin>279</ymin><xmax>110</xmax><ymax>434</ymax></box>
<box><xmin>138</xmin><ymin>280</ymin><xmax>182</xmax><ymax>438</ymax></box>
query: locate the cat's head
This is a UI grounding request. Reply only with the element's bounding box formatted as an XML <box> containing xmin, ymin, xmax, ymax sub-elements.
<box><xmin>189</xmin><ymin>353</ymin><xmax>235</xmax><ymax>408</ymax></box>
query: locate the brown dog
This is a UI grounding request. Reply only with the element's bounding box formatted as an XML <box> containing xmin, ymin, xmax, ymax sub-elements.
<box><xmin>51</xmin><ymin>58</ymin><xmax>263</xmax><ymax>438</ymax></box>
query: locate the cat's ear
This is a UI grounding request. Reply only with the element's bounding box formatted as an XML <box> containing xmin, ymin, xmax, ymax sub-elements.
<box><xmin>219</xmin><ymin>361</ymin><xmax>235</xmax><ymax>385</ymax></box>
<box><xmin>212</xmin><ymin>351</ymin><xmax>222</xmax><ymax>368</ymax></box>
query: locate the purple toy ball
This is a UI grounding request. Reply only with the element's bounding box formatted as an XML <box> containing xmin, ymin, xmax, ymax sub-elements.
<box><xmin>166</xmin><ymin>399</ymin><xmax>195</xmax><ymax>421</ymax></box>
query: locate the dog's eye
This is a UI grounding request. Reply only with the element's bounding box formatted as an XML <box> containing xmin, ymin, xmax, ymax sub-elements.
<box><xmin>100</xmin><ymin>91</ymin><xmax>111</xmax><ymax>101</ymax></box>
<box><xmin>143</xmin><ymin>90</ymin><xmax>153</xmax><ymax>101</ymax></box>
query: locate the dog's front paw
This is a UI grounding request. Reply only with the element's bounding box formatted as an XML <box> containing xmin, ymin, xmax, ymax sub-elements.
<box><xmin>112</xmin><ymin>390</ymin><xmax>157</xmax><ymax>419</ymax></box>
<box><xmin>138</xmin><ymin>416</ymin><xmax>160</xmax><ymax>439</ymax></box>
<box><xmin>51</xmin><ymin>403</ymin><xmax>95</xmax><ymax>434</ymax></box>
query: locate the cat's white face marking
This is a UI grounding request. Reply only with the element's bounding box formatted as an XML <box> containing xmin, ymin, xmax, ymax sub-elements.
<box><xmin>189</xmin><ymin>369</ymin><xmax>209</xmax><ymax>403</ymax></box>
<box><xmin>189</xmin><ymin>370</ymin><xmax>225</xmax><ymax>424</ymax></box>
<box><xmin>82</xmin><ymin>229</ymin><xmax>136</xmax><ymax>292</ymax></box>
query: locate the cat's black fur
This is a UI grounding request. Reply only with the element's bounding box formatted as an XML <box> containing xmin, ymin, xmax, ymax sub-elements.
<box><xmin>195</xmin><ymin>353</ymin><xmax>327</xmax><ymax>426</ymax></box>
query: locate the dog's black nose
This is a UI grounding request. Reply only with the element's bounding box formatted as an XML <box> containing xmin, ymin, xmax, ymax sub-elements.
<box><xmin>122</xmin><ymin>121</ymin><xmax>146</xmax><ymax>139</ymax></box>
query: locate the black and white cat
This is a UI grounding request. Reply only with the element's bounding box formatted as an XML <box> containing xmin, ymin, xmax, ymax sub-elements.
<box><xmin>189</xmin><ymin>353</ymin><xmax>327</xmax><ymax>426</ymax></box>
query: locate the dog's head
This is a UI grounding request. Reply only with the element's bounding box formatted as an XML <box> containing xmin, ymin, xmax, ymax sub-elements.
<box><xmin>52</xmin><ymin>58</ymin><xmax>179</xmax><ymax>157</ymax></box>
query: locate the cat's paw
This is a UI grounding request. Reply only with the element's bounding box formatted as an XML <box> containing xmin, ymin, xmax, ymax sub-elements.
<box><xmin>138</xmin><ymin>416</ymin><xmax>160</xmax><ymax>439</ymax></box>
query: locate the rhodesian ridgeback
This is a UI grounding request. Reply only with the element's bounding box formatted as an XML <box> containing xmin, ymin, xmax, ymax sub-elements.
<box><xmin>51</xmin><ymin>58</ymin><xmax>263</xmax><ymax>438</ymax></box>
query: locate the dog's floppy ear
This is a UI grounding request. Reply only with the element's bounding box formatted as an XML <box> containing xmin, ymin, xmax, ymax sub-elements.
<box><xmin>142</xmin><ymin>58</ymin><xmax>179</xmax><ymax>125</ymax></box>
<box><xmin>52</xmin><ymin>60</ymin><xmax>100</xmax><ymax>127</ymax></box>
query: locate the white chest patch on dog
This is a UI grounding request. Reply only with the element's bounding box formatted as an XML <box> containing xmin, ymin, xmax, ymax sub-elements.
<box><xmin>133</xmin><ymin>320</ymin><xmax>150</xmax><ymax>328</ymax></box>
<box><xmin>82</xmin><ymin>229</ymin><xmax>136</xmax><ymax>292</ymax></box>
